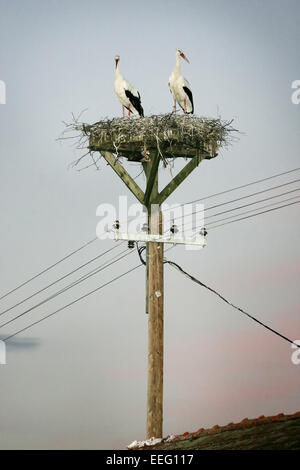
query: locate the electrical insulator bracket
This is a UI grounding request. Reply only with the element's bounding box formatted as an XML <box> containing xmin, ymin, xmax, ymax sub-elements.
<box><xmin>111</xmin><ymin>231</ymin><xmax>207</xmax><ymax>247</ymax></box>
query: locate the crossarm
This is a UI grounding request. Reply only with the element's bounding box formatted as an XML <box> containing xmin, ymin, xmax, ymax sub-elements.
<box><xmin>156</xmin><ymin>155</ymin><xmax>204</xmax><ymax>204</ymax></box>
<box><xmin>101</xmin><ymin>151</ymin><xmax>145</xmax><ymax>204</ymax></box>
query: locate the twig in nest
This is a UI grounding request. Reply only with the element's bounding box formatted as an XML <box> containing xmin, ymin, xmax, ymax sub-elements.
<box><xmin>60</xmin><ymin>113</ymin><xmax>239</xmax><ymax>171</ymax></box>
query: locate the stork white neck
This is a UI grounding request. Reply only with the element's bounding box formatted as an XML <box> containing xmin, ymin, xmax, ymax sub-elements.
<box><xmin>173</xmin><ymin>52</ymin><xmax>181</xmax><ymax>77</ymax></box>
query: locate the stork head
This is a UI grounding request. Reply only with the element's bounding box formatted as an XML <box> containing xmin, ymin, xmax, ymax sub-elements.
<box><xmin>176</xmin><ymin>49</ymin><xmax>190</xmax><ymax>64</ymax></box>
<box><xmin>114</xmin><ymin>55</ymin><xmax>120</xmax><ymax>68</ymax></box>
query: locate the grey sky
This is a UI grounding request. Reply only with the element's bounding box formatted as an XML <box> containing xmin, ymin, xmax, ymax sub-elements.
<box><xmin>0</xmin><ymin>0</ymin><xmax>299</xmax><ymax>449</ymax></box>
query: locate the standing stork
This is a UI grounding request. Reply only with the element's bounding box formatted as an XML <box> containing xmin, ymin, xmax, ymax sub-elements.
<box><xmin>169</xmin><ymin>49</ymin><xmax>194</xmax><ymax>114</ymax></box>
<box><xmin>114</xmin><ymin>55</ymin><xmax>144</xmax><ymax>118</ymax></box>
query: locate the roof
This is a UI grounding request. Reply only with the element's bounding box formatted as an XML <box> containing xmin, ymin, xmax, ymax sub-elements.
<box><xmin>131</xmin><ymin>412</ymin><xmax>300</xmax><ymax>450</ymax></box>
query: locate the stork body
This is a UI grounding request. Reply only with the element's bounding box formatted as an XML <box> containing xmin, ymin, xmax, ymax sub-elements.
<box><xmin>114</xmin><ymin>56</ymin><xmax>144</xmax><ymax>118</ymax></box>
<box><xmin>169</xmin><ymin>49</ymin><xmax>194</xmax><ymax>114</ymax></box>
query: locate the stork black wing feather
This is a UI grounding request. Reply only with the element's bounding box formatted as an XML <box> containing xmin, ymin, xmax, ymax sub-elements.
<box><xmin>182</xmin><ymin>86</ymin><xmax>194</xmax><ymax>114</ymax></box>
<box><xmin>125</xmin><ymin>89</ymin><xmax>144</xmax><ymax>117</ymax></box>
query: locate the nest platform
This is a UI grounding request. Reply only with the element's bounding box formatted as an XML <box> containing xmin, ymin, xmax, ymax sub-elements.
<box><xmin>80</xmin><ymin>114</ymin><xmax>235</xmax><ymax>162</ymax></box>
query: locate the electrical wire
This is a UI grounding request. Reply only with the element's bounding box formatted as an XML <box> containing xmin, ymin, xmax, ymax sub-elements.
<box><xmin>141</xmin><ymin>195</ymin><xmax>300</xmax><ymax>243</ymax></box>
<box><xmin>2</xmin><ymin>245</ymin><xmax>175</xmax><ymax>341</ymax></box>
<box><xmin>117</xmin><ymin>167</ymin><xmax>300</xmax><ymax>227</ymax></box>
<box><xmin>205</xmin><ymin>195</ymin><xmax>300</xmax><ymax>228</ymax></box>
<box><xmin>2</xmin><ymin>167</ymin><xmax>299</xmax><ymax>306</ymax></box>
<box><xmin>170</xmin><ymin>177</ymin><xmax>300</xmax><ymax>224</ymax></box>
<box><xmin>0</xmin><ymin>242</ymin><xmax>123</xmax><ymax>317</ymax></box>
<box><xmin>0</xmin><ymin>248</ymin><xmax>133</xmax><ymax>330</ymax></box>
<box><xmin>165</xmin><ymin>259</ymin><xmax>300</xmax><ymax>349</ymax></box>
<box><xmin>2</xmin><ymin>167</ymin><xmax>299</xmax><ymax>342</ymax></box>
<box><xmin>179</xmin><ymin>194</ymin><xmax>300</xmax><ymax>235</ymax></box>
<box><xmin>0</xmin><ymin>237</ymin><xmax>98</xmax><ymax>302</ymax></box>
<box><xmin>3</xmin><ymin>263</ymin><xmax>143</xmax><ymax>342</ymax></box>
<box><xmin>137</xmin><ymin>243</ymin><xmax>146</xmax><ymax>265</ymax></box>
<box><xmin>161</xmin><ymin>166</ymin><xmax>300</xmax><ymax>212</ymax></box>
<box><xmin>204</xmin><ymin>187</ymin><xmax>300</xmax><ymax>221</ymax></box>
<box><xmin>209</xmin><ymin>199</ymin><xmax>300</xmax><ymax>230</ymax></box>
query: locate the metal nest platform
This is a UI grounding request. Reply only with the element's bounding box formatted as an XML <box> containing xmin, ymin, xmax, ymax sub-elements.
<box><xmin>80</xmin><ymin>114</ymin><xmax>236</xmax><ymax>162</ymax></box>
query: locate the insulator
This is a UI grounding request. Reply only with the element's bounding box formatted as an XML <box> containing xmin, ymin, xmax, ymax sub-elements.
<box><xmin>142</xmin><ymin>223</ymin><xmax>149</xmax><ymax>233</ymax></box>
<box><xmin>200</xmin><ymin>227</ymin><xmax>207</xmax><ymax>237</ymax></box>
<box><xmin>170</xmin><ymin>224</ymin><xmax>178</xmax><ymax>234</ymax></box>
<box><xmin>113</xmin><ymin>220</ymin><xmax>120</xmax><ymax>230</ymax></box>
<box><xmin>128</xmin><ymin>240</ymin><xmax>135</xmax><ymax>249</ymax></box>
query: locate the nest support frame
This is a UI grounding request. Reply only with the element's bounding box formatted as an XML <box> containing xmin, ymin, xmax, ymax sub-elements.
<box><xmin>62</xmin><ymin>113</ymin><xmax>237</xmax><ymax>205</ymax></box>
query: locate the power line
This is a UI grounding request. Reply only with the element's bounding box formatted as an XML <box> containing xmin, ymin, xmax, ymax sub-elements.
<box><xmin>209</xmin><ymin>199</ymin><xmax>300</xmax><ymax>230</ymax></box>
<box><xmin>162</xmin><ymin>166</ymin><xmax>300</xmax><ymax>212</ymax></box>
<box><xmin>157</xmin><ymin>193</ymin><xmax>299</xmax><ymax>242</ymax></box>
<box><xmin>0</xmin><ymin>248</ymin><xmax>133</xmax><ymax>330</ymax></box>
<box><xmin>2</xmin><ymin>167</ymin><xmax>299</xmax><ymax>346</ymax></box>
<box><xmin>2</xmin><ymin>167</ymin><xmax>299</xmax><ymax>306</ymax></box>
<box><xmin>205</xmin><ymin>195</ymin><xmax>300</xmax><ymax>228</ymax></box>
<box><xmin>180</xmin><ymin>192</ymin><xmax>300</xmax><ymax>235</ymax></box>
<box><xmin>204</xmin><ymin>187</ymin><xmax>300</xmax><ymax>221</ymax></box>
<box><xmin>56</xmin><ymin>248</ymin><xmax>133</xmax><ymax>294</ymax></box>
<box><xmin>0</xmin><ymin>242</ymin><xmax>124</xmax><ymax>317</ymax></box>
<box><xmin>4</xmin><ymin>199</ymin><xmax>297</xmax><ymax>343</ymax></box>
<box><xmin>3</xmin><ymin>263</ymin><xmax>143</xmax><ymax>342</ymax></box>
<box><xmin>165</xmin><ymin>259</ymin><xmax>300</xmax><ymax>349</ymax></box>
<box><xmin>2</xmin><ymin>246</ymin><xmax>175</xmax><ymax>341</ymax></box>
<box><xmin>118</xmin><ymin>166</ymin><xmax>300</xmax><ymax>226</ymax></box>
<box><xmin>0</xmin><ymin>236</ymin><xmax>98</xmax><ymax>302</ymax></box>
<box><xmin>137</xmin><ymin>243</ymin><xmax>146</xmax><ymax>265</ymax></box>
<box><xmin>170</xmin><ymin>177</ymin><xmax>300</xmax><ymax>224</ymax></box>
<box><xmin>2</xmin><ymin>167</ymin><xmax>300</xmax><ymax>315</ymax></box>
<box><xmin>130</xmin><ymin>196</ymin><xmax>300</xmax><ymax>245</ymax></box>
<box><xmin>186</xmin><ymin>195</ymin><xmax>300</xmax><ymax>234</ymax></box>
<box><xmin>2</xmin><ymin>187</ymin><xmax>299</xmax><ymax>347</ymax></box>
<box><xmin>5</xmin><ymin>224</ymin><xmax>297</xmax><ymax>346</ymax></box>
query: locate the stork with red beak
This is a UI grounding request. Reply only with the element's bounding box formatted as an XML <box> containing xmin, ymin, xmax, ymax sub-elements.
<box><xmin>114</xmin><ymin>55</ymin><xmax>144</xmax><ymax>118</ymax></box>
<box><xmin>169</xmin><ymin>49</ymin><xmax>194</xmax><ymax>114</ymax></box>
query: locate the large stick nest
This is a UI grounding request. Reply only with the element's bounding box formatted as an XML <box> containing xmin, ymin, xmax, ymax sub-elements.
<box><xmin>60</xmin><ymin>113</ymin><xmax>238</xmax><ymax>169</ymax></box>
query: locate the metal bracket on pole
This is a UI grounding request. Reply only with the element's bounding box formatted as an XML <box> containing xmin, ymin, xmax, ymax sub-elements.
<box><xmin>112</xmin><ymin>231</ymin><xmax>207</xmax><ymax>247</ymax></box>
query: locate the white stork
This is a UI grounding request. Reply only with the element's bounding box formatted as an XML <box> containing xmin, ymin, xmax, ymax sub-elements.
<box><xmin>114</xmin><ymin>55</ymin><xmax>144</xmax><ymax>118</ymax></box>
<box><xmin>169</xmin><ymin>49</ymin><xmax>194</xmax><ymax>114</ymax></box>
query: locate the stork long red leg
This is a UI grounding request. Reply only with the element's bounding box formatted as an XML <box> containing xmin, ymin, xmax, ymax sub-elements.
<box><xmin>128</xmin><ymin>104</ymin><xmax>131</xmax><ymax>119</ymax></box>
<box><xmin>184</xmin><ymin>99</ymin><xmax>186</xmax><ymax>114</ymax></box>
<box><xmin>122</xmin><ymin>105</ymin><xmax>125</xmax><ymax>118</ymax></box>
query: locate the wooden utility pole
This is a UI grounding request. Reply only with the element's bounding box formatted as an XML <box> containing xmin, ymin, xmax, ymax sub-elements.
<box><xmin>96</xmin><ymin>147</ymin><xmax>207</xmax><ymax>439</ymax></box>
<box><xmin>147</xmin><ymin>206</ymin><xmax>164</xmax><ymax>439</ymax></box>
<box><xmin>143</xmin><ymin>157</ymin><xmax>164</xmax><ymax>438</ymax></box>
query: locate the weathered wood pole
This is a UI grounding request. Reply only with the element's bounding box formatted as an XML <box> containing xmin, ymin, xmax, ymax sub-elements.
<box><xmin>146</xmin><ymin>205</ymin><xmax>164</xmax><ymax>439</ymax></box>
<box><xmin>143</xmin><ymin>154</ymin><xmax>164</xmax><ymax>438</ymax></box>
